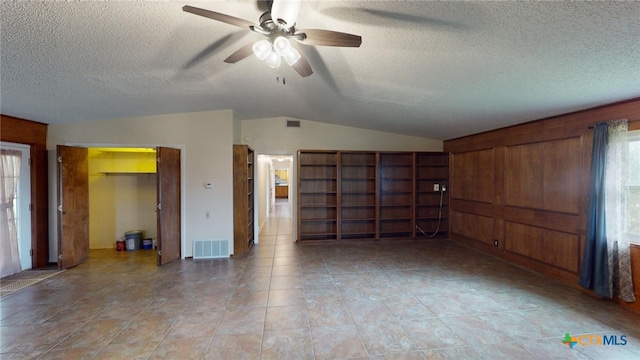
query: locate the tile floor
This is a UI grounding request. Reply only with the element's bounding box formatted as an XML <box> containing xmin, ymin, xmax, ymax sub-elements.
<box><xmin>1</xmin><ymin>199</ymin><xmax>640</xmax><ymax>359</ymax></box>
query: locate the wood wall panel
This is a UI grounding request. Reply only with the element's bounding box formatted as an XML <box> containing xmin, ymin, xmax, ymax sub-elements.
<box><xmin>505</xmin><ymin>137</ymin><xmax>582</xmax><ymax>214</ymax></box>
<box><xmin>444</xmin><ymin>97</ymin><xmax>640</xmax><ymax>312</ymax></box>
<box><xmin>0</xmin><ymin>115</ymin><xmax>49</xmax><ymax>268</ymax></box>
<box><xmin>451</xmin><ymin>210</ymin><xmax>493</xmax><ymax>245</ymax></box>
<box><xmin>451</xmin><ymin>149</ymin><xmax>494</xmax><ymax>203</ymax></box>
<box><xmin>505</xmin><ymin>221</ymin><xmax>580</xmax><ymax>273</ymax></box>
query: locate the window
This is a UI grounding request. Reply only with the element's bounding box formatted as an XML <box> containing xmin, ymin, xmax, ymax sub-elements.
<box><xmin>630</xmin><ymin>130</ymin><xmax>640</xmax><ymax>244</ymax></box>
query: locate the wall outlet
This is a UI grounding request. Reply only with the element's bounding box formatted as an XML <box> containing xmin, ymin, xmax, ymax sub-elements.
<box><xmin>433</xmin><ymin>184</ymin><xmax>440</xmax><ymax>191</ymax></box>
<box><xmin>494</xmin><ymin>239</ymin><xmax>499</xmax><ymax>246</ymax></box>
<box><xmin>205</xmin><ymin>211</ymin><xmax>211</xmax><ymax>219</ymax></box>
<box><xmin>442</xmin><ymin>185</ymin><xmax>447</xmax><ymax>192</ymax></box>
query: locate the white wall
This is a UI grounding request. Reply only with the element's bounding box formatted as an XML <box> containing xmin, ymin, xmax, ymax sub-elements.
<box><xmin>241</xmin><ymin>117</ymin><xmax>443</xmax><ymax>153</ymax></box>
<box><xmin>242</xmin><ymin>117</ymin><xmax>443</xmax><ymax>241</ymax></box>
<box><xmin>47</xmin><ymin>110</ymin><xmax>234</xmax><ymax>261</ymax></box>
<box><xmin>256</xmin><ymin>155</ymin><xmax>271</xmax><ymax>235</ymax></box>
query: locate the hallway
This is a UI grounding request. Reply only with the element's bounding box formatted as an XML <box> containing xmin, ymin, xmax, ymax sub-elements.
<box><xmin>1</xmin><ymin>197</ymin><xmax>640</xmax><ymax>359</ymax></box>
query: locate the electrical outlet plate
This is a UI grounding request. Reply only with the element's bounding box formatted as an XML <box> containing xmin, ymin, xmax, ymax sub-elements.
<box><xmin>433</xmin><ymin>184</ymin><xmax>440</xmax><ymax>191</ymax></box>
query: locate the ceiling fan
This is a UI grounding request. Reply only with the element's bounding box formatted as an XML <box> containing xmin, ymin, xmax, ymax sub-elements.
<box><xmin>183</xmin><ymin>0</ymin><xmax>362</xmax><ymax>77</ymax></box>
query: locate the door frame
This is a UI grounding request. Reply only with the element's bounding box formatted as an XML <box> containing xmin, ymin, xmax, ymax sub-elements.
<box><xmin>255</xmin><ymin>152</ymin><xmax>297</xmax><ymax>243</ymax></box>
<box><xmin>58</xmin><ymin>143</ymin><xmax>186</xmax><ymax>261</ymax></box>
<box><xmin>1</xmin><ymin>141</ymin><xmax>32</xmax><ymax>271</ymax></box>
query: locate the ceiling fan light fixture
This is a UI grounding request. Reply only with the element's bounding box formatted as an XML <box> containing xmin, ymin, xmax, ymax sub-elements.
<box><xmin>273</xmin><ymin>36</ymin><xmax>291</xmax><ymax>56</ymax></box>
<box><xmin>265</xmin><ymin>51</ymin><xmax>282</xmax><ymax>68</ymax></box>
<box><xmin>283</xmin><ymin>47</ymin><xmax>301</xmax><ymax>66</ymax></box>
<box><xmin>252</xmin><ymin>40</ymin><xmax>272</xmax><ymax>60</ymax></box>
<box><xmin>271</xmin><ymin>0</ymin><xmax>301</xmax><ymax>29</ymax></box>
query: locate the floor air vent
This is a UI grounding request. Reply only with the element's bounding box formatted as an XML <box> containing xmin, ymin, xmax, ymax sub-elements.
<box><xmin>193</xmin><ymin>240</ymin><xmax>230</xmax><ymax>259</ymax></box>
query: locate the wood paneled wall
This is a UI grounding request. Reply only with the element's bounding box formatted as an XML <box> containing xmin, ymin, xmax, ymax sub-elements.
<box><xmin>444</xmin><ymin>98</ymin><xmax>640</xmax><ymax>310</ymax></box>
<box><xmin>1</xmin><ymin>115</ymin><xmax>49</xmax><ymax>268</ymax></box>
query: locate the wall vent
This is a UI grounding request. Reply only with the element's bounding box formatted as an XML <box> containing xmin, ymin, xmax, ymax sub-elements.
<box><xmin>193</xmin><ymin>239</ymin><xmax>230</xmax><ymax>259</ymax></box>
<box><xmin>286</xmin><ymin>120</ymin><xmax>301</xmax><ymax>128</ymax></box>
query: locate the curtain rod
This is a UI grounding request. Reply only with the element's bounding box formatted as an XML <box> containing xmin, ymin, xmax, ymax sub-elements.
<box><xmin>588</xmin><ymin>118</ymin><xmax>638</xmax><ymax>130</ymax></box>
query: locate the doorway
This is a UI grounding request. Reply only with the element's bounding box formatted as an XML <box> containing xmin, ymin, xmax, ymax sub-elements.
<box><xmin>0</xmin><ymin>142</ymin><xmax>32</xmax><ymax>277</ymax></box>
<box><xmin>256</xmin><ymin>154</ymin><xmax>294</xmax><ymax>240</ymax></box>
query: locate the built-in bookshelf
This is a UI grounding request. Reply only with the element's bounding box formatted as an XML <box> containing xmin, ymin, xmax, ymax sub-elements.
<box><xmin>233</xmin><ymin>145</ymin><xmax>255</xmax><ymax>255</ymax></box>
<box><xmin>378</xmin><ymin>152</ymin><xmax>415</xmax><ymax>238</ymax></box>
<box><xmin>298</xmin><ymin>151</ymin><xmax>338</xmax><ymax>241</ymax></box>
<box><xmin>297</xmin><ymin>150</ymin><xmax>449</xmax><ymax>241</ymax></box>
<box><xmin>340</xmin><ymin>152</ymin><xmax>377</xmax><ymax>239</ymax></box>
<box><xmin>415</xmin><ymin>152</ymin><xmax>449</xmax><ymax>238</ymax></box>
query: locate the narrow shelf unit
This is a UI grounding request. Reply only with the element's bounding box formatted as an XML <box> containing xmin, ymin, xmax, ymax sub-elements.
<box><xmin>415</xmin><ymin>152</ymin><xmax>449</xmax><ymax>238</ymax></box>
<box><xmin>340</xmin><ymin>152</ymin><xmax>377</xmax><ymax>240</ymax></box>
<box><xmin>297</xmin><ymin>150</ymin><xmax>449</xmax><ymax>242</ymax></box>
<box><xmin>378</xmin><ymin>152</ymin><xmax>415</xmax><ymax>239</ymax></box>
<box><xmin>298</xmin><ymin>151</ymin><xmax>338</xmax><ymax>241</ymax></box>
<box><xmin>233</xmin><ymin>144</ymin><xmax>255</xmax><ymax>255</ymax></box>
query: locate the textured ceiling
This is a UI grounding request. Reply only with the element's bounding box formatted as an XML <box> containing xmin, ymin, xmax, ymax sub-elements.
<box><xmin>1</xmin><ymin>1</ymin><xmax>639</xmax><ymax>140</ymax></box>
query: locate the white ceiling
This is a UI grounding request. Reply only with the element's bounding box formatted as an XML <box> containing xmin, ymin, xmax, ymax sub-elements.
<box><xmin>2</xmin><ymin>1</ymin><xmax>639</xmax><ymax>140</ymax></box>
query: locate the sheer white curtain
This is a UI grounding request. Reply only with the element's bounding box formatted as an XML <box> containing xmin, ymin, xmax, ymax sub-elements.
<box><xmin>0</xmin><ymin>149</ymin><xmax>22</xmax><ymax>278</ymax></box>
<box><xmin>606</xmin><ymin>119</ymin><xmax>636</xmax><ymax>302</ymax></box>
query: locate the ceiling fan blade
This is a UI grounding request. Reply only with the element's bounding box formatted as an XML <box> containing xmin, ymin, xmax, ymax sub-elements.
<box><xmin>224</xmin><ymin>43</ymin><xmax>256</xmax><ymax>64</ymax></box>
<box><xmin>295</xmin><ymin>29</ymin><xmax>362</xmax><ymax>47</ymax></box>
<box><xmin>183</xmin><ymin>5</ymin><xmax>257</xmax><ymax>30</ymax></box>
<box><xmin>292</xmin><ymin>54</ymin><xmax>313</xmax><ymax>77</ymax></box>
<box><xmin>271</xmin><ymin>0</ymin><xmax>301</xmax><ymax>27</ymax></box>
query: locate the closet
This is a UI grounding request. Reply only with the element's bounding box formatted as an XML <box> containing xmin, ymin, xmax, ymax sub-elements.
<box><xmin>88</xmin><ymin>148</ymin><xmax>157</xmax><ymax>250</ymax></box>
<box><xmin>298</xmin><ymin>150</ymin><xmax>449</xmax><ymax>241</ymax></box>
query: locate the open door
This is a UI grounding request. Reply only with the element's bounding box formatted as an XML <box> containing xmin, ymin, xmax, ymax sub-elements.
<box><xmin>156</xmin><ymin>147</ymin><xmax>181</xmax><ymax>265</ymax></box>
<box><xmin>57</xmin><ymin>145</ymin><xmax>89</xmax><ymax>269</ymax></box>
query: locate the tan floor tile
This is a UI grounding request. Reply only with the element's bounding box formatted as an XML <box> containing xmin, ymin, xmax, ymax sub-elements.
<box><xmin>399</xmin><ymin>318</ymin><xmax>466</xmax><ymax>350</ymax></box>
<box><xmin>261</xmin><ymin>328</ymin><xmax>314</xmax><ymax>360</ymax></box>
<box><xmin>54</xmin><ymin>319</ymin><xmax>129</xmax><ymax>349</ymax></box>
<box><xmin>311</xmin><ymin>324</ymin><xmax>369</xmax><ymax>360</ymax></box>
<box><xmin>216</xmin><ymin>307</ymin><xmax>266</xmax><ymax>335</ymax></box>
<box><xmin>268</xmin><ymin>288</ymin><xmax>306</xmax><ymax>307</ymax></box>
<box><xmin>110</xmin><ymin>315</ymin><xmax>175</xmax><ymax>344</ymax></box>
<box><xmin>149</xmin><ymin>336</ymin><xmax>211</xmax><ymax>360</ymax></box>
<box><xmin>205</xmin><ymin>333</ymin><xmax>262</xmax><ymax>359</ymax></box>
<box><xmin>356</xmin><ymin>320</ymin><xmax>416</xmax><ymax>355</ymax></box>
<box><xmin>265</xmin><ymin>305</ymin><xmax>309</xmax><ymax>331</ymax></box>
<box><xmin>93</xmin><ymin>341</ymin><xmax>160</xmax><ymax>360</ymax></box>
<box><xmin>307</xmin><ymin>300</ymin><xmax>352</xmax><ymax>327</ymax></box>
<box><xmin>269</xmin><ymin>275</ymin><xmax>303</xmax><ymax>290</ymax></box>
<box><xmin>165</xmin><ymin>311</ymin><xmax>223</xmax><ymax>339</ymax></box>
<box><xmin>421</xmin><ymin>346</ymin><xmax>481</xmax><ymax>360</ymax></box>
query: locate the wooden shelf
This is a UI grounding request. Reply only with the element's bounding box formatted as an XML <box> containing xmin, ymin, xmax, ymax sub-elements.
<box><xmin>233</xmin><ymin>145</ymin><xmax>255</xmax><ymax>255</ymax></box>
<box><xmin>298</xmin><ymin>150</ymin><xmax>449</xmax><ymax>242</ymax></box>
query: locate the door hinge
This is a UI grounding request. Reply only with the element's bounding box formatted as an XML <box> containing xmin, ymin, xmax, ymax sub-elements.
<box><xmin>157</xmin><ymin>203</ymin><xmax>162</xmax><ymax>210</ymax></box>
<box><xmin>29</xmin><ymin>203</ymin><xmax>32</xmax><ymax>211</ymax></box>
<box><xmin>157</xmin><ymin>157</ymin><xmax>161</xmax><ymax>163</ymax></box>
<box><xmin>58</xmin><ymin>254</ymin><xmax>63</xmax><ymax>260</ymax></box>
<box><xmin>58</xmin><ymin>205</ymin><xmax>63</xmax><ymax>212</ymax></box>
<box><xmin>58</xmin><ymin>156</ymin><xmax>62</xmax><ymax>163</ymax></box>
<box><xmin>28</xmin><ymin>158</ymin><xmax>32</xmax><ymax>166</ymax></box>
<box><xmin>30</xmin><ymin>249</ymin><xmax>33</xmax><ymax>257</ymax></box>
<box><xmin>157</xmin><ymin>250</ymin><xmax>162</xmax><ymax>256</ymax></box>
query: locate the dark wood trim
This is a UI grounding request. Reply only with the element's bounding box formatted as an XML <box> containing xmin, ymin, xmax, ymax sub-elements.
<box><xmin>1</xmin><ymin>115</ymin><xmax>49</xmax><ymax>269</ymax></box>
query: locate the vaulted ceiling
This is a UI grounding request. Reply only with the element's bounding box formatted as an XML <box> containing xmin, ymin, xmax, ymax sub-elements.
<box><xmin>2</xmin><ymin>1</ymin><xmax>639</xmax><ymax>140</ymax></box>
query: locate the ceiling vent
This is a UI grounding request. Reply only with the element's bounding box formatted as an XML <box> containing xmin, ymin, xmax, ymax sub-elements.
<box><xmin>286</xmin><ymin>120</ymin><xmax>301</xmax><ymax>128</ymax></box>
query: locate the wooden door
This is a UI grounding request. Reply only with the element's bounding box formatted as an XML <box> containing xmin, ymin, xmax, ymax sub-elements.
<box><xmin>57</xmin><ymin>145</ymin><xmax>89</xmax><ymax>269</ymax></box>
<box><xmin>156</xmin><ymin>147</ymin><xmax>181</xmax><ymax>265</ymax></box>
